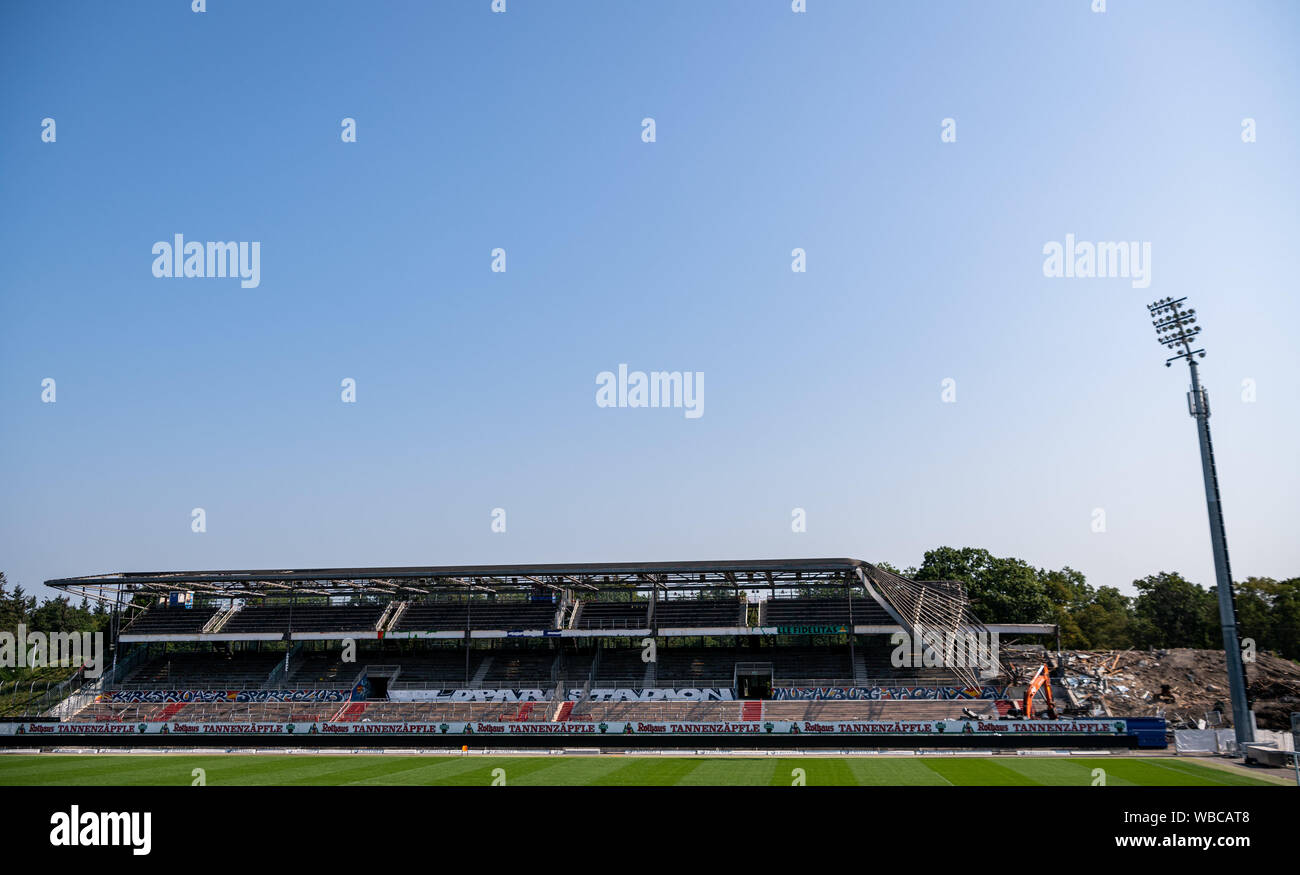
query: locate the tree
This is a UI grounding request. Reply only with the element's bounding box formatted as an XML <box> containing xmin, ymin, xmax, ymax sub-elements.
<box><xmin>0</xmin><ymin>574</ymin><xmax>37</xmax><ymax>631</ymax></box>
<box><xmin>1270</xmin><ymin>578</ymin><xmax>1300</xmax><ymax>658</ymax></box>
<box><xmin>1230</xmin><ymin>576</ymin><xmax>1300</xmax><ymax>660</ymax></box>
<box><xmin>1039</xmin><ymin>566</ymin><xmax>1089</xmax><ymax>647</ymax></box>
<box><xmin>914</xmin><ymin>547</ymin><xmax>1052</xmax><ymax>623</ymax></box>
<box><xmin>1131</xmin><ymin>572</ymin><xmax>1216</xmax><ymax>649</ymax></box>
<box><xmin>29</xmin><ymin>596</ymin><xmax>100</xmax><ymax>634</ymax></box>
<box><xmin>1072</xmin><ymin>586</ymin><xmax>1133</xmax><ymax>650</ymax></box>
<box><xmin>1233</xmin><ymin>577</ymin><xmax>1276</xmax><ymax>653</ymax></box>
<box><xmin>874</xmin><ymin>561</ymin><xmax>918</xmax><ymax>578</ymax></box>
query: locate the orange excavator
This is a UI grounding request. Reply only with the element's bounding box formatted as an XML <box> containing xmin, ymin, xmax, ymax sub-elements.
<box><xmin>1022</xmin><ymin>663</ymin><xmax>1058</xmax><ymax>719</ymax></box>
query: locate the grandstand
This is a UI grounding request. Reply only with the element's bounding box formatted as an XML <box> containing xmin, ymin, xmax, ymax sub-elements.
<box><xmin>394</xmin><ymin>601</ymin><xmax>559</xmax><ymax>633</ymax></box>
<box><xmin>118</xmin><ymin>605</ymin><xmax>219</xmax><ymax>636</ymax></box>
<box><xmin>573</xmin><ymin>601</ymin><xmax>647</xmax><ymax>630</ymax></box>
<box><xmin>219</xmin><ymin>603</ymin><xmax>386</xmax><ymax>635</ymax></box>
<box><xmin>120</xmin><ymin>650</ymin><xmax>285</xmax><ymax>688</ymax></box>
<box><xmin>35</xmin><ymin>558</ymin><xmax>1073</xmax><ymax>739</ymax></box>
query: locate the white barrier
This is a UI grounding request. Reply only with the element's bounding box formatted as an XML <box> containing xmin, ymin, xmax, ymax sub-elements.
<box><xmin>1174</xmin><ymin>728</ymin><xmax>1296</xmax><ymax>755</ymax></box>
<box><xmin>1173</xmin><ymin>729</ymin><xmax>1217</xmax><ymax>754</ymax></box>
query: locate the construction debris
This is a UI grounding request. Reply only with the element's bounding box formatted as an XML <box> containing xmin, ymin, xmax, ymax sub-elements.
<box><xmin>1033</xmin><ymin>648</ymin><xmax>1300</xmax><ymax>730</ymax></box>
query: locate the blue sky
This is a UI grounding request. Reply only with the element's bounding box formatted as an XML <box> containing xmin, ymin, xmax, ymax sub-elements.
<box><xmin>2</xmin><ymin>1</ymin><xmax>1297</xmax><ymax>601</ymax></box>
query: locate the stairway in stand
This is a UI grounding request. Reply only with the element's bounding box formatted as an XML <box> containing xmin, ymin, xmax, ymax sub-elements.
<box><xmin>741</xmin><ymin>701</ymin><xmax>763</xmax><ymax>721</ymax></box>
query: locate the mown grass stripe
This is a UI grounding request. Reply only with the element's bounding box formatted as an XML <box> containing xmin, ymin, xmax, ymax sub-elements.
<box><xmin>0</xmin><ymin>754</ymin><xmax>1277</xmax><ymax>787</ymax></box>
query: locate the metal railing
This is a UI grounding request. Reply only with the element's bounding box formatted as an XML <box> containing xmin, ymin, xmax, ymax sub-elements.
<box><xmin>1</xmin><ymin>679</ymin><xmax>65</xmax><ymax>716</ymax></box>
<box><xmin>87</xmin><ymin>671</ymin><xmax>1006</xmax><ymax>694</ymax></box>
<box><xmin>572</xmin><ymin>619</ymin><xmax>649</xmax><ymax>631</ymax></box>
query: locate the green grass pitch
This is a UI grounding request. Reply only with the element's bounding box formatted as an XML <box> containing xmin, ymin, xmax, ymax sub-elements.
<box><xmin>0</xmin><ymin>754</ymin><xmax>1279</xmax><ymax>786</ymax></box>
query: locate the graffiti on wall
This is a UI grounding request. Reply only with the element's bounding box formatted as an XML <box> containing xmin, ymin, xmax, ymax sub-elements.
<box><xmin>105</xmin><ymin>689</ymin><xmax>349</xmax><ymax>704</ymax></box>
<box><xmin>772</xmin><ymin>686</ymin><xmax>1009</xmax><ymax>701</ymax></box>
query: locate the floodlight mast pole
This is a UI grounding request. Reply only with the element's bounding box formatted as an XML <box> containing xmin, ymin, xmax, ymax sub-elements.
<box><xmin>1147</xmin><ymin>297</ymin><xmax>1254</xmax><ymax>745</ymax></box>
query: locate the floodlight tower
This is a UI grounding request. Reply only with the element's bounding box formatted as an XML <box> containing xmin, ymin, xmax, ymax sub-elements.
<box><xmin>1147</xmin><ymin>296</ymin><xmax>1254</xmax><ymax>744</ymax></box>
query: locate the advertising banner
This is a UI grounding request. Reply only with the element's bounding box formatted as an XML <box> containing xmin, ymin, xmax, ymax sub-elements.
<box><xmin>0</xmin><ymin>718</ymin><xmax>1129</xmax><ymax>737</ymax></box>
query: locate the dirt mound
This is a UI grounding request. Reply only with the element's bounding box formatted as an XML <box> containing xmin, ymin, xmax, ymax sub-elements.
<box><xmin>1043</xmin><ymin>648</ymin><xmax>1300</xmax><ymax>730</ymax></box>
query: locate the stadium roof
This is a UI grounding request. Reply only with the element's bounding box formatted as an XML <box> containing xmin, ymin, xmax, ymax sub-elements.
<box><xmin>46</xmin><ymin>558</ymin><xmax>874</xmax><ymax>599</ymax></box>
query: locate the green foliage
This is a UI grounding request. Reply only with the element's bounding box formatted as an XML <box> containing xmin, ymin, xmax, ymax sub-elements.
<box><xmin>1071</xmin><ymin>586</ymin><xmax>1134</xmax><ymax>650</ymax></box>
<box><xmin>1130</xmin><ymin>572</ymin><xmax>1217</xmax><ymax>649</ymax></box>
<box><xmin>0</xmin><ymin>573</ymin><xmax>112</xmax><ymax>636</ymax></box>
<box><xmin>0</xmin><ymin>573</ymin><xmax>115</xmax><ymax>715</ymax></box>
<box><xmin>873</xmin><ymin>561</ymin><xmax>918</xmax><ymax>578</ymax></box>
<box><xmin>913</xmin><ymin>547</ymin><xmax>1052</xmax><ymax>623</ymax></box>
<box><xmin>1231</xmin><ymin>576</ymin><xmax>1300</xmax><ymax>658</ymax></box>
<box><xmin>894</xmin><ymin>551</ymin><xmax>1297</xmax><ymax>660</ymax></box>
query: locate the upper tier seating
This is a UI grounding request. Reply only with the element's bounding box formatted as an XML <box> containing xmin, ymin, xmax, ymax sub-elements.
<box><xmin>575</xmin><ymin>601</ymin><xmax>648</xmax><ymax>630</ymax></box>
<box><xmin>394</xmin><ymin>601</ymin><xmax>557</xmax><ymax>632</ymax></box>
<box><xmin>221</xmin><ymin>604</ymin><xmax>386</xmax><ymax>634</ymax></box>
<box><xmin>124</xmin><ymin>606</ymin><xmax>220</xmax><ymax>635</ymax></box>
<box><xmin>763</xmin><ymin>596</ymin><xmax>892</xmax><ymax>626</ymax></box>
<box><xmin>653</xmin><ymin>600</ymin><xmax>744</xmax><ymax>628</ymax></box>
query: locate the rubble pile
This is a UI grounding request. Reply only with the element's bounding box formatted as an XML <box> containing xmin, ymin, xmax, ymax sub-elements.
<box><xmin>1038</xmin><ymin>648</ymin><xmax>1300</xmax><ymax>730</ymax></box>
